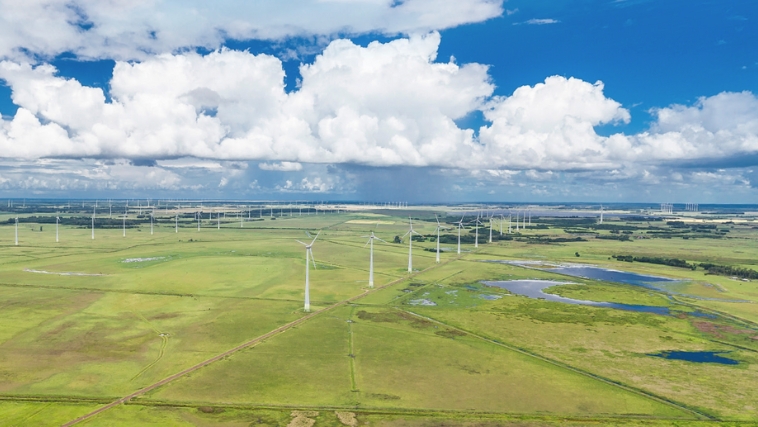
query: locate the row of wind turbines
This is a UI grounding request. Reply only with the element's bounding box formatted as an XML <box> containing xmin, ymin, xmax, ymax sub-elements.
<box><xmin>8</xmin><ymin>207</ymin><xmax>534</xmax><ymax>314</ymax></box>
<box><xmin>296</xmin><ymin>211</ymin><xmax>535</xmax><ymax>312</ymax></box>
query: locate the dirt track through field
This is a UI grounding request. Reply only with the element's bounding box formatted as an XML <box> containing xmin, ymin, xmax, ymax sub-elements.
<box><xmin>60</xmin><ymin>256</ymin><xmax>454</xmax><ymax>426</ymax></box>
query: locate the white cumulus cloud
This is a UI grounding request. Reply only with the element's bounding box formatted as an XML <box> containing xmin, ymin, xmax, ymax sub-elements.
<box><xmin>0</xmin><ymin>0</ymin><xmax>504</xmax><ymax>61</ymax></box>
<box><xmin>1</xmin><ymin>33</ymin><xmax>757</xmax><ymax>176</ymax></box>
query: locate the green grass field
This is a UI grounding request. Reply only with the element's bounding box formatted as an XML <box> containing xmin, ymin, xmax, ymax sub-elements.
<box><xmin>1</xmin><ymin>211</ymin><xmax>757</xmax><ymax>426</ymax></box>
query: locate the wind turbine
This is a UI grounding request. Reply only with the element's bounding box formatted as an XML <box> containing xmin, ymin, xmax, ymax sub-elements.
<box><xmin>296</xmin><ymin>231</ymin><xmax>320</xmax><ymax>312</ymax></box>
<box><xmin>175</xmin><ymin>213</ymin><xmax>179</xmax><ymax>233</ymax></box>
<box><xmin>434</xmin><ymin>215</ymin><xmax>449</xmax><ymax>263</ymax></box>
<box><xmin>401</xmin><ymin>217</ymin><xmax>422</xmax><ymax>273</ymax></box>
<box><xmin>455</xmin><ymin>217</ymin><xmax>464</xmax><ymax>254</ymax></box>
<box><xmin>488</xmin><ymin>213</ymin><xmax>494</xmax><ymax>243</ymax></box>
<box><xmin>474</xmin><ymin>214</ymin><xmax>483</xmax><ymax>248</ymax></box>
<box><xmin>217</xmin><ymin>211</ymin><xmax>220</xmax><ymax>229</ymax></box>
<box><xmin>363</xmin><ymin>230</ymin><xmax>388</xmax><ymax>288</ymax></box>
<box><xmin>197</xmin><ymin>211</ymin><xmax>201</xmax><ymax>231</ymax></box>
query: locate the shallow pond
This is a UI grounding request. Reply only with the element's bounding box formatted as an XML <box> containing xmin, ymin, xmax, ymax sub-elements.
<box><xmin>547</xmin><ymin>265</ymin><xmax>677</xmax><ymax>290</ymax></box>
<box><xmin>482</xmin><ymin>280</ymin><xmax>671</xmax><ymax>315</ymax></box>
<box><xmin>648</xmin><ymin>351</ymin><xmax>739</xmax><ymax>365</ymax></box>
<box><xmin>492</xmin><ymin>260</ymin><xmax>748</xmax><ymax>303</ymax></box>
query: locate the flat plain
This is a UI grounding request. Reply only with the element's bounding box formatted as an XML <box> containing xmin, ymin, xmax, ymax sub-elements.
<box><xmin>1</xmin><ymin>207</ymin><xmax>757</xmax><ymax>426</ymax></box>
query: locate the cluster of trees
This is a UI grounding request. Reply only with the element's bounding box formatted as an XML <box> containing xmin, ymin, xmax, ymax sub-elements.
<box><xmin>612</xmin><ymin>255</ymin><xmax>695</xmax><ymax>269</ymax></box>
<box><xmin>699</xmin><ymin>263</ymin><xmax>758</xmax><ymax>279</ymax></box>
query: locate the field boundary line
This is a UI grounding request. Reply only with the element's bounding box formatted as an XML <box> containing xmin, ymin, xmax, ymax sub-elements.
<box><xmin>59</xmin><ymin>253</ymin><xmax>463</xmax><ymax>426</ymax></box>
<box><xmin>400</xmin><ymin>309</ymin><xmax>716</xmax><ymax>421</ymax></box>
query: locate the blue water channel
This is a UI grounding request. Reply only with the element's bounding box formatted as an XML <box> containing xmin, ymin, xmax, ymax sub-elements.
<box><xmin>648</xmin><ymin>351</ymin><xmax>739</xmax><ymax>365</ymax></box>
<box><xmin>482</xmin><ymin>280</ymin><xmax>671</xmax><ymax>315</ymax></box>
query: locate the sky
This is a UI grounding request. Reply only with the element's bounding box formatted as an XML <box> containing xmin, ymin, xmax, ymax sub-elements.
<box><xmin>0</xmin><ymin>0</ymin><xmax>757</xmax><ymax>203</ymax></box>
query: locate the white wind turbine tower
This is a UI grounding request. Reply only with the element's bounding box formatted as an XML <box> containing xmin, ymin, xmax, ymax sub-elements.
<box><xmin>217</xmin><ymin>211</ymin><xmax>220</xmax><ymax>229</ymax></box>
<box><xmin>474</xmin><ymin>214</ymin><xmax>484</xmax><ymax>248</ymax></box>
<box><xmin>508</xmin><ymin>213</ymin><xmax>512</xmax><ymax>233</ymax></box>
<box><xmin>599</xmin><ymin>205</ymin><xmax>604</xmax><ymax>224</ymax></box>
<box><xmin>401</xmin><ymin>217</ymin><xmax>422</xmax><ymax>273</ymax></box>
<box><xmin>197</xmin><ymin>211</ymin><xmax>201</xmax><ymax>231</ymax></box>
<box><xmin>515</xmin><ymin>211</ymin><xmax>519</xmax><ymax>231</ymax></box>
<box><xmin>488</xmin><ymin>213</ymin><xmax>494</xmax><ymax>243</ymax></box>
<box><xmin>175</xmin><ymin>213</ymin><xmax>179</xmax><ymax>233</ymax></box>
<box><xmin>296</xmin><ymin>231</ymin><xmax>320</xmax><ymax>312</ymax></box>
<box><xmin>455</xmin><ymin>217</ymin><xmax>464</xmax><ymax>254</ymax></box>
<box><xmin>363</xmin><ymin>230</ymin><xmax>388</xmax><ymax>288</ymax></box>
<box><xmin>499</xmin><ymin>214</ymin><xmax>504</xmax><ymax>235</ymax></box>
<box><xmin>434</xmin><ymin>215</ymin><xmax>449</xmax><ymax>263</ymax></box>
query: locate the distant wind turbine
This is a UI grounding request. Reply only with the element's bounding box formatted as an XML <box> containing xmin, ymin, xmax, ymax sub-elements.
<box><xmin>488</xmin><ymin>213</ymin><xmax>494</xmax><ymax>244</ymax></box>
<box><xmin>434</xmin><ymin>215</ymin><xmax>449</xmax><ymax>263</ymax></box>
<box><xmin>363</xmin><ymin>230</ymin><xmax>388</xmax><ymax>288</ymax></box>
<box><xmin>401</xmin><ymin>217</ymin><xmax>422</xmax><ymax>273</ymax></box>
<box><xmin>296</xmin><ymin>231</ymin><xmax>320</xmax><ymax>312</ymax></box>
<box><xmin>474</xmin><ymin>214</ymin><xmax>484</xmax><ymax>248</ymax></box>
<box><xmin>456</xmin><ymin>217</ymin><xmax>464</xmax><ymax>254</ymax></box>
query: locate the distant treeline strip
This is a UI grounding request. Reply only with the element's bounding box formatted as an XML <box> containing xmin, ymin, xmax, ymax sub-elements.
<box><xmin>613</xmin><ymin>255</ymin><xmax>758</xmax><ymax>279</ymax></box>
<box><xmin>612</xmin><ymin>255</ymin><xmax>695</xmax><ymax>269</ymax></box>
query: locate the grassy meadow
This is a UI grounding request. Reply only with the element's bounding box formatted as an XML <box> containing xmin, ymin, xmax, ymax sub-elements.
<box><xmin>0</xmin><ymin>208</ymin><xmax>757</xmax><ymax>425</ymax></box>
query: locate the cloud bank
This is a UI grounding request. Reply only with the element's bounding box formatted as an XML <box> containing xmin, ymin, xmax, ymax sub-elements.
<box><xmin>0</xmin><ymin>0</ymin><xmax>504</xmax><ymax>61</ymax></box>
<box><xmin>1</xmin><ymin>32</ymin><xmax>757</xmax><ymax>177</ymax></box>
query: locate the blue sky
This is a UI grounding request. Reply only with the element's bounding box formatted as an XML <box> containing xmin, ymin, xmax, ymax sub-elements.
<box><xmin>0</xmin><ymin>0</ymin><xmax>757</xmax><ymax>202</ymax></box>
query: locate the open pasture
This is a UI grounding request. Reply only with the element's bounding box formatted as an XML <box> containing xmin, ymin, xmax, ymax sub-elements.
<box><xmin>0</xmin><ymin>209</ymin><xmax>757</xmax><ymax>425</ymax></box>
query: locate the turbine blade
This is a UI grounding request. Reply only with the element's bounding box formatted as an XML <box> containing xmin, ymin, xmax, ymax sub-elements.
<box><xmin>376</xmin><ymin>237</ymin><xmax>389</xmax><ymax>244</ymax></box>
<box><xmin>305</xmin><ymin>231</ymin><xmax>312</xmax><ymax>238</ymax></box>
<box><xmin>310</xmin><ymin>230</ymin><xmax>321</xmax><ymax>245</ymax></box>
<box><xmin>364</xmin><ymin>239</ymin><xmax>371</xmax><ymax>248</ymax></box>
<box><xmin>295</xmin><ymin>240</ymin><xmax>308</xmax><ymax>246</ymax></box>
<box><xmin>309</xmin><ymin>249</ymin><xmax>317</xmax><ymax>269</ymax></box>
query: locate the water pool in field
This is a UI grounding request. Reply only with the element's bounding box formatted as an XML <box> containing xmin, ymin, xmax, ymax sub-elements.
<box><xmin>546</xmin><ymin>265</ymin><xmax>677</xmax><ymax>289</ymax></box>
<box><xmin>648</xmin><ymin>351</ymin><xmax>739</xmax><ymax>365</ymax></box>
<box><xmin>489</xmin><ymin>260</ymin><xmax>748</xmax><ymax>303</ymax></box>
<box><xmin>482</xmin><ymin>280</ymin><xmax>671</xmax><ymax>315</ymax></box>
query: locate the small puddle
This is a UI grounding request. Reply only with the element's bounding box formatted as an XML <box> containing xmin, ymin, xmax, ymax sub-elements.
<box><xmin>409</xmin><ymin>299</ymin><xmax>437</xmax><ymax>306</ymax></box>
<box><xmin>648</xmin><ymin>351</ymin><xmax>739</xmax><ymax>365</ymax></box>
<box><xmin>482</xmin><ymin>280</ymin><xmax>670</xmax><ymax>315</ymax></box>
<box><xmin>122</xmin><ymin>257</ymin><xmax>166</xmax><ymax>263</ymax></box>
